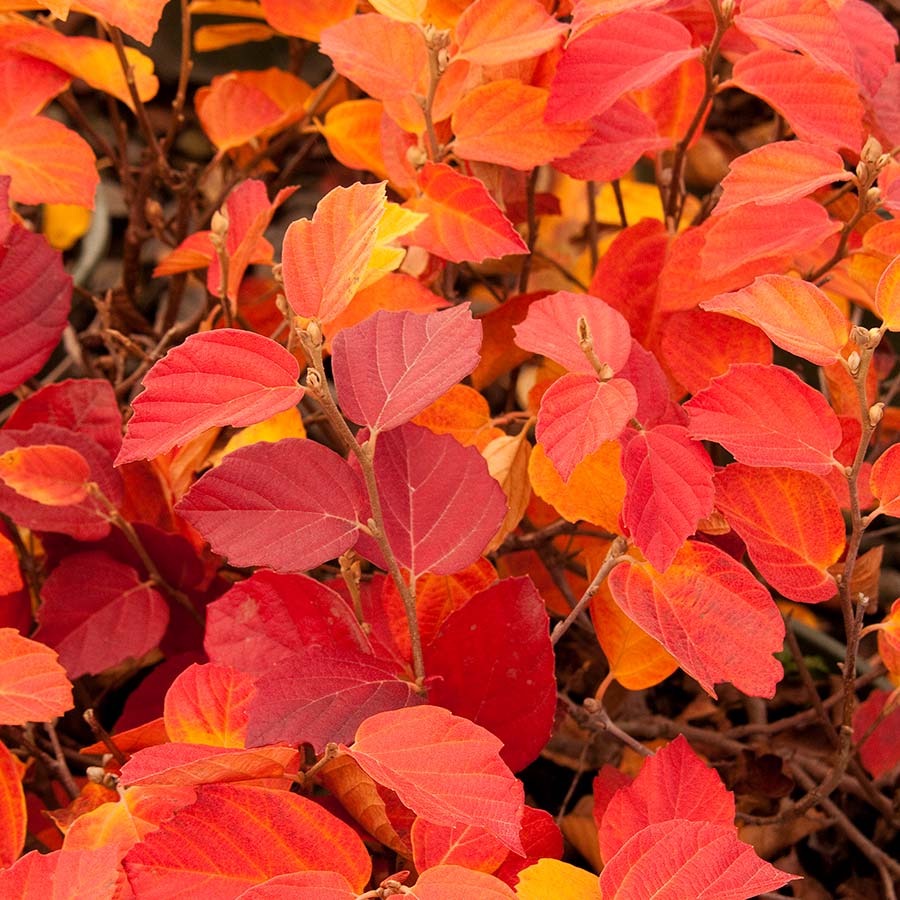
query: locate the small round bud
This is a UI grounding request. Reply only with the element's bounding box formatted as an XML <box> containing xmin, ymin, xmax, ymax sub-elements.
<box><xmin>406</xmin><ymin>144</ymin><xmax>428</xmax><ymax>168</ymax></box>
<box><xmin>847</xmin><ymin>350</ymin><xmax>861</xmax><ymax>374</ymax></box>
<box><xmin>861</xmin><ymin>135</ymin><xmax>883</xmax><ymax>164</ymax></box>
<box><xmin>869</xmin><ymin>402</ymin><xmax>884</xmax><ymax>427</ymax></box>
<box><xmin>211</xmin><ymin>209</ymin><xmax>229</xmax><ymax>238</ymax></box>
<box><xmin>305</xmin><ymin>318</ymin><xmax>323</xmax><ymax>347</ymax></box>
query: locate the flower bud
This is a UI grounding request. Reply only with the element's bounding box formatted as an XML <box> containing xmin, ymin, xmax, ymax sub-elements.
<box><xmin>847</xmin><ymin>350</ymin><xmax>861</xmax><ymax>374</ymax></box>
<box><xmin>869</xmin><ymin>402</ymin><xmax>884</xmax><ymax>427</ymax></box>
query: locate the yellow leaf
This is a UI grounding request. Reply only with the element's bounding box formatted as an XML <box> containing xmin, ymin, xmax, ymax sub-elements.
<box><xmin>208</xmin><ymin>407</ymin><xmax>306</xmax><ymax>466</ymax></box>
<box><xmin>43</xmin><ymin>203</ymin><xmax>91</xmax><ymax>250</ymax></box>
<box><xmin>515</xmin><ymin>859</ymin><xmax>602</xmax><ymax>900</ymax></box>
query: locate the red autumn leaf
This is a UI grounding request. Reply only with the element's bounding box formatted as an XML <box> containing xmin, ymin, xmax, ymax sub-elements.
<box><xmin>407</xmin><ymin>865</ymin><xmax>517</xmax><ymax>898</ymax></box>
<box><xmin>607</xmin><ymin>541</ymin><xmax>785</xmax><ymax>697</ymax></box>
<box><xmin>6</xmin><ymin>378</ymin><xmax>122</xmax><ymax>460</ymax></box>
<box><xmin>536</xmin><ymin>375</ymin><xmax>637</xmax><ymax>481</ymax></box>
<box><xmin>403</xmin><ymin>163</ymin><xmax>528</xmax><ymax>264</ymax></box>
<box><xmin>119</xmin><ymin>743</ymin><xmax>298</xmax><ymax>787</ymax></box>
<box><xmin>700</xmin><ymin>199</ymin><xmax>841</xmax><ymax>279</ymax></box>
<box><xmin>204</xmin><ymin>571</ymin><xmax>372</xmax><ymax>676</ymax></box>
<box><xmin>0</xmin><ymin>530</ymin><xmax>22</xmax><ymax>596</ymax></box>
<box><xmin>835</xmin><ymin>0</ymin><xmax>897</xmax><ymax>97</ymax></box>
<box><xmin>716</xmin><ymin>141</ymin><xmax>852</xmax><ymax>213</ymax></box>
<box><xmin>853</xmin><ymin>689</ymin><xmax>900</xmax><ymax>778</ymax></box>
<box><xmin>347</xmin><ymin>705</ymin><xmax>525</xmax><ymax>853</ymax></box>
<box><xmin>871</xmin><ymin>442</ymin><xmax>900</xmax><ymax>517</ymax></box>
<box><xmin>492</xmin><ymin>806</ymin><xmax>564</xmax><ymax>884</ymax></box>
<box><xmin>195</xmin><ymin>68</ymin><xmax>311</xmax><ymax>152</ymax></box>
<box><xmin>685</xmin><ymin>364</ymin><xmax>843</xmax><ymax>475</ymax></box>
<box><xmin>728</xmin><ymin>49</ymin><xmax>865</xmax><ymax>151</ymax></box>
<box><xmin>260</xmin><ymin>0</ymin><xmax>356</xmax><ymax>41</ymax></box>
<box><xmin>700</xmin><ymin>274</ymin><xmax>849</xmax><ymax>366</ymax></box>
<box><xmin>599</xmin><ymin>736</ymin><xmax>736</xmax><ymax>862</ymax></box>
<box><xmin>0</xmin><ymin>425</ymin><xmax>120</xmax><ymax>541</ymax></box>
<box><xmin>423</xmin><ymin>577</ymin><xmax>556</xmax><ymax>773</ymax></box>
<box><xmin>246</xmin><ymin>653</ymin><xmax>423</xmax><ymax>751</ymax></box>
<box><xmin>0</xmin><ymin>740</ymin><xmax>25</xmax><ymax>867</ymax></box>
<box><xmin>0</xmin><ymin>848</ymin><xmax>120</xmax><ymax>900</ymax></box>
<box><xmin>411</xmin><ymin>818</ymin><xmax>509</xmax><ymax>874</ymax></box>
<box><xmin>599</xmin><ymin>820</ymin><xmax>799</xmax><ymax>899</ymax></box>
<box><xmin>451</xmin><ymin>80</ymin><xmax>590</xmax><ymax>170</ymax></box>
<box><xmin>332</xmin><ymin>305</ymin><xmax>482</xmax><ymax>433</ymax></box>
<box><xmin>320</xmin><ymin>14</ymin><xmax>426</xmax><ymax>100</ymax></box>
<box><xmin>116</xmin><ymin>330</ymin><xmax>303</xmax><ymax>466</ymax></box>
<box><xmin>176</xmin><ymin>439</ymin><xmax>366</xmax><ymax>573</ymax></box>
<box><xmin>875</xmin><ymin>255</ymin><xmax>900</xmax><ymax>330</ymax></box>
<box><xmin>621</xmin><ymin>425</ymin><xmax>715</xmax><ymax>573</ymax></box>
<box><xmin>235</xmin><ymin>871</ymin><xmax>355</xmax><ymax>900</ymax></box>
<box><xmin>714</xmin><ymin>465</ymin><xmax>844</xmax><ymax>604</ymax></box>
<box><xmin>0</xmin><ymin>177</ymin><xmax>71</xmax><ymax>395</ymax></box>
<box><xmin>513</xmin><ymin>290</ymin><xmax>633</xmax><ymax>375</ymax></box>
<box><xmin>659</xmin><ymin>310</ymin><xmax>773</xmax><ymax>396</ymax></box>
<box><xmin>353</xmin><ymin>424</ymin><xmax>507</xmax><ymax>578</ymax></box>
<box><xmin>735</xmin><ymin>0</ymin><xmax>855</xmax><ymax>76</ymax></box>
<box><xmin>471</xmin><ymin>291</ymin><xmax>545</xmax><ymax>390</ymax></box>
<box><xmin>0</xmin><ymin>116</ymin><xmax>97</xmax><ymax>208</ymax></box>
<box><xmin>0</xmin><ymin>53</ymin><xmax>70</xmax><ymax>124</ymax></box>
<box><xmin>546</xmin><ymin>11</ymin><xmax>701</xmax><ymax>123</ymax></box>
<box><xmin>33</xmin><ymin>551</ymin><xmax>169</xmax><ymax>678</ymax></box>
<box><xmin>0</xmin><ymin>444</ymin><xmax>90</xmax><ymax>506</ymax></box>
<box><xmin>123</xmin><ymin>783</ymin><xmax>372</xmax><ymax>897</ymax></box>
<box><xmin>281</xmin><ymin>180</ymin><xmax>386</xmax><ymax>323</ymax></box>
<box><xmin>164</xmin><ymin>663</ymin><xmax>256</xmax><ymax>748</ymax></box>
<box><xmin>0</xmin><ymin>627</ymin><xmax>73</xmax><ymax>725</ymax></box>
<box><xmin>553</xmin><ymin>98</ymin><xmax>669</xmax><ymax>184</ymax></box>
<box><xmin>587</xmin><ymin>220</ymin><xmax>668</xmax><ymax>347</ymax></box>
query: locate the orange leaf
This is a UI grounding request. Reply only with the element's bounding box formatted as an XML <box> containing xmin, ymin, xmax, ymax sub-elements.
<box><xmin>193</xmin><ymin>22</ymin><xmax>276</xmax><ymax>52</ymax></box>
<box><xmin>0</xmin><ymin>530</ymin><xmax>22</xmax><ymax>594</ymax></box>
<box><xmin>63</xmin><ymin>785</ymin><xmax>197</xmax><ymax>855</ymax></box>
<box><xmin>529</xmin><ymin>440</ymin><xmax>625</xmax><ymax>533</ymax></box>
<box><xmin>410</xmin><ymin>865</ymin><xmax>517</xmax><ymax>898</ymax></box>
<box><xmin>875</xmin><ymin>255</ymin><xmax>900</xmax><ymax>330</ymax></box>
<box><xmin>700</xmin><ymin>274</ymin><xmax>850</xmax><ymax>366</ymax></box>
<box><xmin>123</xmin><ymin>783</ymin><xmax>372</xmax><ymax>894</ymax></box>
<box><xmin>381</xmin><ymin>558</ymin><xmax>498</xmax><ymax>660</ymax></box>
<box><xmin>0</xmin><ymin>116</ymin><xmax>97</xmax><ymax>207</ymax></box>
<box><xmin>871</xmin><ymin>443</ymin><xmax>900</xmax><ymax>518</ymax></box>
<box><xmin>876</xmin><ymin>598</ymin><xmax>900</xmax><ymax>677</ymax></box>
<box><xmin>318</xmin><ymin>754</ymin><xmax>410</xmax><ymax>856</ymax></box>
<box><xmin>454</xmin><ymin>0</ymin><xmax>566</xmax><ymax>66</ymax></box>
<box><xmin>0</xmin><ymin>740</ymin><xmax>25</xmax><ymax>867</ymax></box>
<box><xmin>411</xmin><ymin>818</ymin><xmax>509</xmax><ymax>874</ymax></box>
<box><xmin>631</xmin><ymin>56</ymin><xmax>706</xmax><ymax>145</ymax></box>
<box><xmin>0</xmin><ymin>53</ymin><xmax>70</xmax><ymax>125</ymax></box>
<box><xmin>716</xmin><ymin>141</ymin><xmax>852</xmax><ymax>213</ymax></box>
<box><xmin>78</xmin><ymin>0</ymin><xmax>168</xmax><ymax>45</ymax></box>
<box><xmin>260</xmin><ymin>0</ymin><xmax>356</xmax><ymax>40</ymax></box>
<box><xmin>608</xmin><ymin>542</ymin><xmax>785</xmax><ymax>697</ymax></box>
<box><xmin>0</xmin><ymin>627</ymin><xmax>73</xmax><ymax>725</ymax></box>
<box><xmin>452</xmin><ymin>80</ymin><xmax>590</xmax><ymax>170</ymax></box>
<box><xmin>728</xmin><ymin>49</ymin><xmax>864</xmax><ymax>151</ymax></box>
<box><xmin>119</xmin><ymin>742</ymin><xmax>298</xmax><ymax>787</ymax></box>
<box><xmin>0</xmin><ymin>444</ymin><xmax>90</xmax><ymax>506</ymax></box>
<box><xmin>412</xmin><ymin>383</ymin><xmax>501</xmax><ymax>449</ymax></box>
<box><xmin>483</xmin><ymin>430</ymin><xmax>532</xmax><ymax>552</ymax></box>
<box><xmin>317</xmin><ymin>99</ymin><xmax>390</xmax><ymax>181</ymax></box>
<box><xmin>320</xmin><ymin>13</ymin><xmax>427</xmax><ymax>100</ymax></box>
<box><xmin>348</xmin><ymin>705</ymin><xmax>525</xmax><ymax>853</ymax></box>
<box><xmin>659</xmin><ymin>309</ymin><xmax>772</xmax><ymax>396</ymax></box>
<box><xmin>196</xmin><ymin>68</ymin><xmax>311</xmax><ymax>152</ymax></box>
<box><xmin>370</xmin><ymin>0</ymin><xmax>426</xmax><ymax>22</ymax></box>
<box><xmin>715</xmin><ymin>464</ymin><xmax>844</xmax><ymax>604</ymax></box>
<box><xmin>589</xmin><ymin>570</ymin><xmax>678</xmax><ymax>691</ymax></box>
<box><xmin>404</xmin><ymin>162</ymin><xmax>528</xmax><ymax>263</ymax></box>
<box><xmin>515</xmin><ymin>859</ymin><xmax>600</xmax><ymax>899</ymax></box>
<box><xmin>164</xmin><ymin>663</ymin><xmax>256</xmax><ymax>748</ymax></box>
<box><xmin>281</xmin><ymin>180</ymin><xmax>387</xmax><ymax>322</ymax></box>
<box><xmin>0</xmin><ymin>16</ymin><xmax>158</xmax><ymax>111</ymax></box>
<box><xmin>471</xmin><ymin>291</ymin><xmax>545</xmax><ymax>390</ymax></box>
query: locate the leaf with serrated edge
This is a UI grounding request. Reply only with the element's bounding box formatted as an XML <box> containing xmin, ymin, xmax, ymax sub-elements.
<box><xmin>347</xmin><ymin>705</ymin><xmax>525</xmax><ymax>853</ymax></box>
<box><xmin>116</xmin><ymin>330</ymin><xmax>303</xmax><ymax>466</ymax></box>
<box><xmin>870</xmin><ymin>443</ymin><xmax>900</xmax><ymax>517</ymax></box>
<box><xmin>176</xmin><ymin>439</ymin><xmax>365</xmax><ymax>573</ymax></box>
<box><xmin>0</xmin><ymin>628</ymin><xmax>73</xmax><ymax>725</ymax></box>
<box><xmin>333</xmin><ymin>305</ymin><xmax>482</xmax><ymax>433</ymax></box>
<box><xmin>685</xmin><ymin>364</ymin><xmax>842</xmax><ymax>474</ymax></box>
<box><xmin>607</xmin><ymin>542</ymin><xmax>784</xmax><ymax>697</ymax></box>
<box><xmin>714</xmin><ymin>465</ymin><xmax>844</xmax><ymax>604</ymax></box>
<box><xmin>454</xmin><ymin>0</ymin><xmax>566</xmax><ymax>65</ymax></box>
